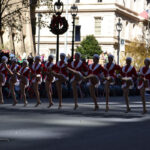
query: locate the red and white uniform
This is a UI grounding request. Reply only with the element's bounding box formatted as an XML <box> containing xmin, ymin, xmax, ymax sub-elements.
<box><xmin>31</xmin><ymin>62</ymin><xmax>43</xmax><ymax>84</ymax></box>
<box><xmin>121</xmin><ymin>65</ymin><xmax>137</xmax><ymax>89</ymax></box>
<box><xmin>87</xmin><ymin>63</ymin><xmax>106</xmax><ymax>87</ymax></box>
<box><xmin>44</xmin><ymin>61</ymin><xmax>56</xmax><ymax>81</ymax></box>
<box><xmin>0</xmin><ymin>63</ymin><xmax>7</xmax><ymax>86</ymax></box>
<box><xmin>104</xmin><ymin>63</ymin><xmax>121</xmax><ymax>78</ymax></box>
<box><xmin>69</xmin><ymin>60</ymin><xmax>88</xmax><ymax>83</ymax></box>
<box><xmin>55</xmin><ymin>60</ymin><xmax>68</xmax><ymax>81</ymax></box>
<box><xmin>9</xmin><ymin>64</ymin><xmax>21</xmax><ymax>83</ymax></box>
<box><xmin>88</xmin><ymin>63</ymin><xmax>106</xmax><ymax>76</ymax></box>
<box><xmin>10</xmin><ymin>64</ymin><xmax>20</xmax><ymax>72</ymax></box>
<box><xmin>138</xmin><ymin>66</ymin><xmax>150</xmax><ymax>89</ymax></box>
<box><xmin>19</xmin><ymin>66</ymin><xmax>30</xmax><ymax>87</ymax></box>
<box><xmin>104</xmin><ymin>63</ymin><xmax>121</xmax><ymax>84</ymax></box>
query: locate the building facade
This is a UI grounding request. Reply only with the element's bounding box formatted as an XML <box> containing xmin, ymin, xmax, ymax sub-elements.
<box><xmin>1</xmin><ymin>0</ymin><xmax>35</xmax><ymax>58</ymax></box>
<box><xmin>35</xmin><ymin>0</ymin><xmax>149</xmax><ymax>61</ymax></box>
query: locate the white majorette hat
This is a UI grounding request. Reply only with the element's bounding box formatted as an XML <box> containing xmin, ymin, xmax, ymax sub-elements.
<box><xmin>12</xmin><ymin>58</ymin><xmax>17</xmax><ymax>62</ymax></box>
<box><xmin>35</xmin><ymin>56</ymin><xmax>41</xmax><ymax>60</ymax></box>
<box><xmin>2</xmin><ymin>56</ymin><xmax>8</xmax><ymax>63</ymax></box>
<box><xmin>23</xmin><ymin>60</ymin><xmax>28</xmax><ymax>65</ymax></box>
<box><xmin>60</xmin><ymin>53</ymin><xmax>66</xmax><ymax>57</ymax></box>
<box><xmin>93</xmin><ymin>54</ymin><xmax>100</xmax><ymax>59</ymax></box>
<box><xmin>75</xmin><ymin>52</ymin><xmax>81</xmax><ymax>57</ymax></box>
<box><xmin>108</xmin><ymin>54</ymin><xmax>114</xmax><ymax>59</ymax></box>
<box><xmin>48</xmin><ymin>55</ymin><xmax>54</xmax><ymax>59</ymax></box>
<box><xmin>126</xmin><ymin>57</ymin><xmax>132</xmax><ymax>61</ymax></box>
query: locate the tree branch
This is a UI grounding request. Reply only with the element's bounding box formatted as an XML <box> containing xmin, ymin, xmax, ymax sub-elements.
<box><xmin>1</xmin><ymin>7</ymin><xmax>22</xmax><ymax>20</ymax></box>
<box><xmin>1</xmin><ymin>0</ymin><xmax>11</xmax><ymax>15</ymax></box>
<box><xmin>6</xmin><ymin>0</ymin><xmax>29</xmax><ymax>7</ymax></box>
<box><xmin>1</xmin><ymin>0</ymin><xmax>31</xmax><ymax>16</ymax></box>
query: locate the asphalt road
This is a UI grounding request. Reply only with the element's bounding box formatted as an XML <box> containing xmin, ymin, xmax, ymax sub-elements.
<box><xmin>0</xmin><ymin>96</ymin><xmax>150</xmax><ymax>150</ymax></box>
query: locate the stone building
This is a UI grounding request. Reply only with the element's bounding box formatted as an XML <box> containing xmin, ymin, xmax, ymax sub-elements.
<box><xmin>2</xmin><ymin>0</ymin><xmax>149</xmax><ymax>60</ymax></box>
<box><xmin>1</xmin><ymin>0</ymin><xmax>35</xmax><ymax>58</ymax></box>
<box><xmin>34</xmin><ymin>0</ymin><xmax>150</xmax><ymax>62</ymax></box>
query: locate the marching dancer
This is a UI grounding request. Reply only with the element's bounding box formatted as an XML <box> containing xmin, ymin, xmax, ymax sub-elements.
<box><xmin>85</xmin><ymin>54</ymin><xmax>106</xmax><ymax>110</ymax></box>
<box><xmin>17</xmin><ymin>60</ymin><xmax>30</xmax><ymax>106</ymax></box>
<box><xmin>104</xmin><ymin>54</ymin><xmax>121</xmax><ymax>112</ymax></box>
<box><xmin>52</xmin><ymin>53</ymin><xmax>68</xmax><ymax>109</ymax></box>
<box><xmin>44</xmin><ymin>55</ymin><xmax>56</xmax><ymax>108</ymax></box>
<box><xmin>138</xmin><ymin>58</ymin><xmax>150</xmax><ymax>114</ymax></box>
<box><xmin>0</xmin><ymin>56</ymin><xmax>13</xmax><ymax>104</ymax></box>
<box><xmin>9</xmin><ymin>58</ymin><xmax>20</xmax><ymax>106</ymax></box>
<box><xmin>121</xmin><ymin>57</ymin><xmax>137</xmax><ymax>113</ymax></box>
<box><xmin>31</xmin><ymin>56</ymin><xmax>43</xmax><ymax>107</ymax></box>
<box><xmin>67</xmin><ymin>52</ymin><xmax>88</xmax><ymax>110</ymax></box>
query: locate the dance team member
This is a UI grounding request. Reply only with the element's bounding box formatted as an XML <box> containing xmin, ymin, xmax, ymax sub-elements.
<box><xmin>138</xmin><ymin>58</ymin><xmax>150</xmax><ymax>114</ymax></box>
<box><xmin>9</xmin><ymin>58</ymin><xmax>20</xmax><ymax>106</ymax></box>
<box><xmin>121</xmin><ymin>57</ymin><xmax>137</xmax><ymax>113</ymax></box>
<box><xmin>104</xmin><ymin>54</ymin><xmax>121</xmax><ymax>112</ymax></box>
<box><xmin>0</xmin><ymin>56</ymin><xmax>13</xmax><ymax>104</ymax></box>
<box><xmin>52</xmin><ymin>53</ymin><xmax>68</xmax><ymax>109</ymax></box>
<box><xmin>17</xmin><ymin>60</ymin><xmax>30</xmax><ymax>106</ymax></box>
<box><xmin>67</xmin><ymin>52</ymin><xmax>88</xmax><ymax>110</ymax></box>
<box><xmin>85</xmin><ymin>54</ymin><xmax>106</xmax><ymax>110</ymax></box>
<box><xmin>31</xmin><ymin>56</ymin><xmax>43</xmax><ymax>107</ymax></box>
<box><xmin>44</xmin><ymin>55</ymin><xmax>56</xmax><ymax>108</ymax></box>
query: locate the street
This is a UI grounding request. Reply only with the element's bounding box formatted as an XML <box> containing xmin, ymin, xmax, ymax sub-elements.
<box><xmin>0</xmin><ymin>96</ymin><xmax>150</xmax><ymax>150</ymax></box>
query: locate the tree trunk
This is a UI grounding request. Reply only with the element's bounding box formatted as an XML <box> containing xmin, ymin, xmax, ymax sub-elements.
<box><xmin>0</xmin><ymin>31</ymin><xmax>3</xmax><ymax>49</ymax></box>
<box><xmin>0</xmin><ymin>2</ymin><xmax>3</xmax><ymax>49</ymax></box>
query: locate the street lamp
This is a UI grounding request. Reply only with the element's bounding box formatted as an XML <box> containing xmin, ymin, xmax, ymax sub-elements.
<box><xmin>54</xmin><ymin>0</ymin><xmax>64</xmax><ymax>16</ymax></box>
<box><xmin>116</xmin><ymin>18</ymin><xmax>122</xmax><ymax>65</ymax></box>
<box><xmin>37</xmin><ymin>13</ymin><xmax>42</xmax><ymax>56</ymax></box>
<box><xmin>54</xmin><ymin>0</ymin><xmax>64</xmax><ymax>62</ymax></box>
<box><xmin>70</xmin><ymin>4</ymin><xmax>78</xmax><ymax>60</ymax></box>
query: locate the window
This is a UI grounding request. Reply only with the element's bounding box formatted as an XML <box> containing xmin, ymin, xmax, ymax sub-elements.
<box><xmin>50</xmin><ymin>49</ymin><xmax>56</xmax><ymax>55</ymax></box>
<box><xmin>95</xmin><ymin>17</ymin><xmax>102</xmax><ymax>35</ymax></box>
<box><xmin>98</xmin><ymin>0</ymin><xmax>102</xmax><ymax>2</ymax></box>
<box><xmin>75</xmin><ymin>0</ymin><xmax>80</xmax><ymax>3</ymax></box>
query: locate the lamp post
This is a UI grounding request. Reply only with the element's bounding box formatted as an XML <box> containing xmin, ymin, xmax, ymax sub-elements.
<box><xmin>37</xmin><ymin>13</ymin><xmax>42</xmax><ymax>56</ymax></box>
<box><xmin>54</xmin><ymin>0</ymin><xmax>64</xmax><ymax>62</ymax></box>
<box><xmin>116</xmin><ymin>18</ymin><xmax>122</xmax><ymax>65</ymax></box>
<box><xmin>70</xmin><ymin>4</ymin><xmax>78</xmax><ymax>60</ymax></box>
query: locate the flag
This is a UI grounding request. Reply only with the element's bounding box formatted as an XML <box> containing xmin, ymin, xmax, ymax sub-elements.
<box><xmin>139</xmin><ymin>10</ymin><xmax>149</xmax><ymax>19</ymax></box>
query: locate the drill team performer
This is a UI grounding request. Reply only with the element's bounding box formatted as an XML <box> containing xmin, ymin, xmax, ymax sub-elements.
<box><xmin>121</xmin><ymin>57</ymin><xmax>137</xmax><ymax>113</ymax></box>
<box><xmin>85</xmin><ymin>54</ymin><xmax>106</xmax><ymax>110</ymax></box>
<box><xmin>31</xmin><ymin>56</ymin><xmax>43</xmax><ymax>107</ymax></box>
<box><xmin>52</xmin><ymin>53</ymin><xmax>68</xmax><ymax>109</ymax></box>
<box><xmin>9</xmin><ymin>58</ymin><xmax>21</xmax><ymax>106</ymax></box>
<box><xmin>67</xmin><ymin>52</ymin><xmax>88</xmax><ymax>110</ymax></box>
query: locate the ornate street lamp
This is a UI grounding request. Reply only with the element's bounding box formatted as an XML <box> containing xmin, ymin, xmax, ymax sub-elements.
<box><xmin>49</xmin><ymin>0</ymin><xmax>68</xmax><ymax>62</ymax></box>
<box><xmin>116</xmin><ymin>18</ymin><xmax>123</xmax><ymax>65</ymax></box>
<box><xmin>54</xmin><ymin>0</ymin><xmax>64</xmax><ymax>16</ymax></box>
<box><xmin>53</xmin><ymin>0</ymin><xmax>63</xmax><ymax>62</ymax></box>
<box><xmin>37</xmin><ymin>13</ymin><xmax>42</xmax><ymax>55</ymax></box>
<box><xmin>70</xmin><ymin>4</ymin><xmax>78</xmax><ymax>60</ymax></box>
